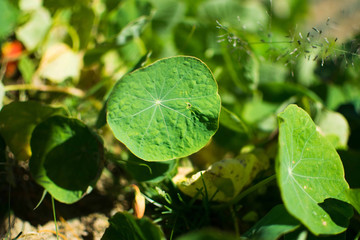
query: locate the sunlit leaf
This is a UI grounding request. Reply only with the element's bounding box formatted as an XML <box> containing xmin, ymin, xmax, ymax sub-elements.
<box><xmin>16</xmin><ymin>7</ymin><xmax>52</xmax><ymax>50</ymax></box>
<box><xmin>177</xmin><ymin>153</ymin><xmax>268</xmax><ymax>202</ymax></box>
<box><xmin>316</xmin><ymin>109</ymin><xmax>350</xmax><ymax>149</ymax></box>
<box><xmin>107</xmin><ymin>56</ymin><xmax>221</xmax><ymax>161</ymax></box>
<box><xmin>38</xmin><ymin>43</ymin><xmax>83</xmax><ymax>83</ymax></box>
<box><xmin>277</xmin><ymin>104</ymin><xmax>350</xmax><ymax>235</ymax></box>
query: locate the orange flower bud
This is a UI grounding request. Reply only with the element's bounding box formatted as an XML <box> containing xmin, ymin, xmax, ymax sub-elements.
<box><xmin>130</xmin><ymin>184</ymin><xmax>146</xmax><ymax>219</ymax></box>
<box><xmin>1</xmin><ymin>40</ymin><xmax>23</xmax><ymax>78</ymax></box>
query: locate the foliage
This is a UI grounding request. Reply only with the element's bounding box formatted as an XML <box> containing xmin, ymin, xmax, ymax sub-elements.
<box><xmin>1</xmin><ymin>0</ymin><xmax>360</xmax><ymax>239</ymax></box>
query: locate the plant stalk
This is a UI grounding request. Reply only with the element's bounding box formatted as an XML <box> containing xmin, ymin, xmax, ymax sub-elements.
<box><xmin>51</xmin><ymin>196</ymin><xmax>60</xmax><ymax>240</ymax></box>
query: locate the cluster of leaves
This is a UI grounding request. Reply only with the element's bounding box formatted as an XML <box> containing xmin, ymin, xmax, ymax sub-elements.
<box><xmin>1</xmin><ymin>0</ymin><xmax>360</xmax><ymax>239</ymax></box>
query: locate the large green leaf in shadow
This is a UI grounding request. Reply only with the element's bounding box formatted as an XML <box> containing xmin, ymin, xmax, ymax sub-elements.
<box><xmin>29</xmin><ymin>116</ymin><xmax>104</xmax><ymax>204</ymax></box>
<box><xmin>277</xmin><ymin>104</ymin><xmax>350</xmax><ymax>235</ymax></box>
<box><xmin>107</xmin><ymin>56</ymin><xmax>221</xmax><ymax>161</ymax></box>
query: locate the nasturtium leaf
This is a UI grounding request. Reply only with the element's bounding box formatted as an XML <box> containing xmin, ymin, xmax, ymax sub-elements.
<box><xmin>243</xmin><ymin>205</ymin><xmax>300</xmax><ymax>240</ymax></box>
<box><xmin>29</xmin><ymin>116</ymin><xmax>104</xmax><ymax>204</ymax></box>
<box><xmin>101</xmin><ymin>212</ymin><xmax>165</xmax><ymax>240</ymax></box>
<box><xmin>107</xmin><ymin>56</ymin><xmax>221</xmax><ymax>161</ymax></box>
<box><xmin>316</xmin><ymin>110</ymin><xmax>349</xmax><ymax>149</ymax></box>
<box><xmin>177</xmin><ymin>153</ymin><xmax>268</xmax><ymax>202</ymax></box>
<box><xmin>0</xmin><ymin>101</ymin><xmax>67</xmax><ymax>160</ymax></box>
<box><xmin>277</xmin><ymin>104</ymin><xmax>350</xmax><ymax>235</ymax></box>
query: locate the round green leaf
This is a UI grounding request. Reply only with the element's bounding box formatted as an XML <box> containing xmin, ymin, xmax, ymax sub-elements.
<box><xmin>277</xmin><ymin>104</ymin><xmax>350</xmax><ymax>235</ymax></box>
<box><xmin>107</xmin><ymin>56</ymin><xmax>221</xmax><ymax>161</ymax></box>
<box><xmin>29</xmin><ymin>116</ymin><xmax>104</xmax><ymax>204</ymax></box>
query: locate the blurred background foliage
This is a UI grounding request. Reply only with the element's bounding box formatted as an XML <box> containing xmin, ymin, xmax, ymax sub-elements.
<box><xmin>1</xmin><ymin>0</ymin><xmax>359</xmax><ymax>155</ymax></box>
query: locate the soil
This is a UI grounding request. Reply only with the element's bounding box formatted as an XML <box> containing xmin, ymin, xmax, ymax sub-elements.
<box><xmin>1</xmin><ymin>162</ymin><xmax>131</xmax><ymax>240</ymax></box>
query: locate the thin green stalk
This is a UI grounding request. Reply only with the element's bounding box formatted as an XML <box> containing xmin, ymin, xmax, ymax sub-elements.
<box><xmin>51</xmin><ymin>196</ymin><xmax>60</xmax><ymax>240</ymax></box>
<box><xmin>230</xmin><ymin>205</ymin><xmax>240</xmax><ymax>237</ymax></box>
<box><xmin>7</xmin><ymin>184</ymin><xmax>11</xmax><ymax>240</ymax></box>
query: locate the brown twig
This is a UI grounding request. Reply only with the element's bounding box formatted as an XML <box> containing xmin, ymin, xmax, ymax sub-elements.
<box><xmin>4</xmin><ymin>84</ymin><xmax>85</xmax><ymax>98</ymax></box>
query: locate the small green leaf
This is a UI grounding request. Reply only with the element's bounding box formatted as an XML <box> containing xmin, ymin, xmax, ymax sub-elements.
<box><xmin>243</xmin><ymin>205</ymin><xmax>300</xmax><ymax>240</ymax></box>
<box><xmin>29</xmin><ymin>116</ymin><xmax>104</xmax><ymax>204</ymax></box>
<box><xmin>277</xmin><ymin>104</ymin><xmax>350</xmax><ymax>235</ymax></box>
<box><xmin>107</xmin><ymin>56</ymin><xmax>221</xmax><ymax>161</ymax></box>
<box><xmin>101</xmin><ymin>212</ymin><xmax>165</xmax><ymax>240</ymax></box>
<box><xmin>18</xmin><ymin>55</ymin><xmax>36</xmax><ymax>83</ymax></box>
<box><xmin>0</xmin><ymin>101</ymin><xmax>67</xmax><ymax>160</ymax></box>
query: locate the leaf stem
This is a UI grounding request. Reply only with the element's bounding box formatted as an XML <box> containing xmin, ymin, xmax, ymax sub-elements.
<box><xmin>230</xmin><ymin>205</ymin><xmax>240</xmax><ymax>237</ymax></box>
<box><xmin>51</xmin><ymin>196</ymin><xmax>60</xmax><ymax>240</ymax></box>
<box><xmin>4</xmin><ymin>84</ymin><xmax>85</xmax><ymax>98</ymax></box>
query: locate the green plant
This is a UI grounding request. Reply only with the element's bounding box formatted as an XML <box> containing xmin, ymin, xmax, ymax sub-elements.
<box><xmin>1</xmin><ymin>0</ymin><xmax>360</xmax><ymax>240</ymax></box>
